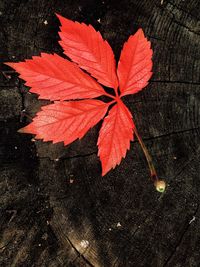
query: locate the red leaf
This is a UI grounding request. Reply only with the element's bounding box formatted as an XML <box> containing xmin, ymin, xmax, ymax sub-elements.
<box><xmin>117</xmin><ymin>29</ymin><xmax>153</xmax><ymax>97</ymax></box>
<box><xmin>57</xmin><ymin>14</ymin><xmax>118</xmax><ymax>90</ymax></box>
<box><xmin>19</xmin><ymin>100</ymin><xmax>109</xmax><ymax>145</ymax></box>
<box><xmin>98</xmin><ymin>99</ymin><xmax>134</xmax><ymax>175</ymax></box>
<box><xmin>6</xmin><ymin>53</ymin><xmax>106</xmax><ymax>101</ymax></box>
<box><xmin>6</xmin><ymin>14</ymin><xmax>155</xmax><ymax>176</ymax></box>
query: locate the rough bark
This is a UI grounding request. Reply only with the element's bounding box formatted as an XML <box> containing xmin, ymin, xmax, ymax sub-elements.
<box><xmin>0</xmin><ymin>0</ymin><xmax>200</xmax><ymax>266</ymax></box>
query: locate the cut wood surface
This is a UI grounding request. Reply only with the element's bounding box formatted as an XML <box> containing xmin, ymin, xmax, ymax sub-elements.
<box><xmin>0</xmin><ymin>0</ymin><xmax>200</xmax><ymax>266</ymax></box>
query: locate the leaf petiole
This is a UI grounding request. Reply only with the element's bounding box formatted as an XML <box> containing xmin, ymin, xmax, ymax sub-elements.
<box><xmin>134</xmin><ymin>126</ymin><xmax>166</xmax><ymax>193</ymax></box>
<box><xmin>103</xmin><ymin>92</ymin><xmax>117</xmax><ymax>100</ymax></box>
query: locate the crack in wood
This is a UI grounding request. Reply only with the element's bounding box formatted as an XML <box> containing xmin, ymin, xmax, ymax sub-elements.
<box><xmin>38</xmin><ymin>151</ymin><xmax>97</xmax><ymax>162</ymax></box>
<box><xmin>151</xmin><ymin>80</ymin><xmax>200</xmax><ymax>86</ymax></box>
<box><xmin>166</xmin><ymin>4</ymin><xmax>200</xmax><ymax>36</ymax></box>
<box><xmin>163</xmin><ymin>203</ymin><xmax>199</xmax><ymax>266</ymax></box>
<box><xmin>138</xmin><ymin>126</ymin><xmax>200</xmax><ymax>142</ymax></box>
<box><xmin>51</xmin><ymin>216</ymin><xmax>95</xmax><ymax>267</ymax></box>
<box><xmin>64</xmin><ymin>235</ymin><xmax>95</xmax><ymax>267</ymax></box>
<box><xmin>35</xmin><ymin>127</ymin><xmax>199</xmax><ymax>162</ymax></box>
<box><xmin>167</xmin><ymin>1</ymin><xmax>200</xmax><ymax>21</ymax></box>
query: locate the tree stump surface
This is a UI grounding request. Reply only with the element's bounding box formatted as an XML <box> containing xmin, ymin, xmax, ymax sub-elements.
<box><xmin>0</xmin><ymin>0</ymin><xmax>200</xmax><ymax>266</ymax></box>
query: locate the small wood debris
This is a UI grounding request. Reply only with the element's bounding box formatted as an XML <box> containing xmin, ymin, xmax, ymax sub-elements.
<box><xmin>69</xmin><ymin>174</ymin><xmax>74</xmax><ymax>183</ymax></box>
<box><xmin>189</xmin><ymin>216</ymin><xmax>196</xmax><ymax>224</ymax></box>
<box><xmin>80</xmin><ymin>240</ymin><xmax>89</xmax><ymax>249</ymax></box>
<box><xmin>117</xmin><ymin>222</ymin><xmax>122</xmax><ymax>227</ymax></box>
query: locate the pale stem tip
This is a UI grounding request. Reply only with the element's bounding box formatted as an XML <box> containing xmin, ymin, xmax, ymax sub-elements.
<box><xmin>154</xmin><ymin>180</ymin><xmax>166</xmax><ymax>193</ymax></box>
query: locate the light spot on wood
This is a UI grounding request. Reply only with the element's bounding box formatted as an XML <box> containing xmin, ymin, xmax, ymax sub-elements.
<box><xmin>80</xmin><ymin>240</ymin><xmax>89</xmax><ymax>249</ymax></box>
<box><xmin>117</xmin><ymin>222</ymin><xmax>122</xmax><ymax>227</ymax></box>
<box><xmin>189</xmin><ymin>216</ymin><xmax>196</xmax><ymax>224</ymax></box>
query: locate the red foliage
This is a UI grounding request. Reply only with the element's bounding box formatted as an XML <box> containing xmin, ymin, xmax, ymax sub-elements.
<box><xmin>6</xmin><ymin>14</ymin><xmax>153</xmax><ymax>175</ymax></box>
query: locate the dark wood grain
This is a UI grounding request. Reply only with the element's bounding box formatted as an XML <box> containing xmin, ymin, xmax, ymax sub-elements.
<box><xmin>0</xmin><ymin>0</ymin><xmax>200</xmax><ymax>266</ymax></box>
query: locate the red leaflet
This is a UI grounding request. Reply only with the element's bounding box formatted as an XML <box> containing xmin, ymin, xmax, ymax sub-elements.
<box><xmin>6</xmin><ymin>53</ymin><xmax>106</xmax><ymax>101</ymax></box>
<box><xmin>7</xmin><ymin>15</ymin><xmax>153</xmax><ymax>176</ymax></box>
<box><xmin>98</xmin><ymin>99</ymin><xmax>134</xmax><ymax>175</ymax></box>
<box><xmin>19</xmin><ymin>100</ymin><xmax>109</xmax><ymax>145</ymax></box>
<box><xmin>117</xmin><ymin>29</ymin><xmax>153</xmax><ymax>97</ymax></box>
<box><xmin>57</xmin><ymin>14</ymin><xmax>118</xmax><ymax>91</ymax></box>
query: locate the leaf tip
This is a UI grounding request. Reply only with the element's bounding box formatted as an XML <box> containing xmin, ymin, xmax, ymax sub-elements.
<box><xmin>55</xmin><ymin>12</ymin><xmax>62</xmax><ymax>19</ymax></box>
<box><xmin>136</xmin><ymin>28</ymin><xmax>145</xmax><ymax>38</ymax></box>
<box><xmin>17</xmin><ymin>127</ymin><xmax>27</xmax><ymax>134</ymax></box>
<box><xmin>101</xmin><ymin>170</ymin><xmax>107</xmax><ymax>177</ymax></box>
<box><xmin>56</xmin><ymin>13</ymin><xmax>71</xmax><ymax>25</ymax></box>
<box><xmin>4</xmin><ymin>62</ymin><xmax>15</xmax><ymax>69</ymax></box>
<box><xmin>18</xmin><ymin>125</ymin><xmax>33</xmax><ymax>134</ymax></box>
<box><xmin>55</xmin><ymin>13</ymin><xmax>67</xmax><ymax>26</ymax></box>
<box><xmin>101</xmin><ymin>163</ymin><xmax>112</xmax><ymax>176</ymax></box>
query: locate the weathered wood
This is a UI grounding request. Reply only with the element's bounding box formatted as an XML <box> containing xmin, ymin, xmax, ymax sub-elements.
<box><xmin>0</xmin><ymin>0</ymin><xmax>200</xmax><ymax>266</ymax></box>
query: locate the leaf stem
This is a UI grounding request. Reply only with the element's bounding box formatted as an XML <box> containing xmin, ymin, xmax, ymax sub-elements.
<box><xmin>115</xmin><ymin>87</ymin><xmax>119</xmax><ymax>98</ymax></box>
<box><xmin>103</xmin><ymin>92</ymin><xmax>117</xmax><ymax>100</ymax></box>
<box><xmin>107</xmin><ymin>99</ymin><xmax>117</xmax><ymax>106</ymax></box>
<box><xmin>134</xmin><ymin>125</ymin><xmax>166</xmax><ymax>193</ymax></box>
